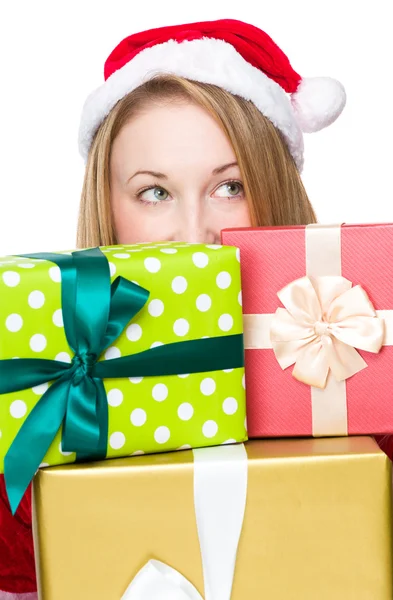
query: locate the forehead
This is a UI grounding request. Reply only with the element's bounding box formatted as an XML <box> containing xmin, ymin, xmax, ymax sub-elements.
<box><xmin>110</xmin><ymin>101</ymin><xmax>237</xmax><ymax>176</ymax></box>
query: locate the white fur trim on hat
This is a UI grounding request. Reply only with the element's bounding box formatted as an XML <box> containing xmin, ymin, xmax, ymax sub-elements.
<box><xmin>78</xmin><ymin>38</ymin><xmax>305</xmax><ymax>169</ymax></box>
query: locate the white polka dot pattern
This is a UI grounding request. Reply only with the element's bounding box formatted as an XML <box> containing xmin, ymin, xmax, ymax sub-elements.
<box><xmin>219</xmin><ymin>314</ymin><xmax>233</xmax><ymax>332</ymax></box>
<box><xmin>30</xmin><ymin>334</ymin><xmax>47</xmax><ymax>352</ymax></box>
<box><xmin>223</xmin><ymin>397</ymin><xmax>238</xmax><ymax>415</ymax></box>
<box><xmin>148</xmin><ymin>299</ymin><xmax>164</xmax><ymax>317</ymax></box>
<box><xmin>154</xmin><ymin>426</ymin><xmax>171</xmax><ymax>444</ymax></box>
<box><xmin>172</xmin><ymin>276</ymin><xmax>188</xmax><ymax>294</ymax></box>
<box><xmin>49</xmin><ymin>266</ymin><xmax>61</xmax><ymax>282</ymax></box>
<box><xmin>130</xmin><ymin>408</ymin><xmax>147</xmax><ymax>426</ymax></box>
<box><xmin>196</xmin><ymin>294</ymin><xmax>211</xmax><ymax>312</ymax></box>
<box><xmin>202</xmin><ymin>420</ymin><xmax>218</xmax><ymax>438</ymax></box>
<box><xmin>178</xmin><ymin>403</ymin><xmax>194</xmax><ymax>421</ymax></box>
<box><xmin>192</xmin><ymin>252</ymin><xmax>209</xmax><ymax>268</ymax></box>
<box><xmin>126</xmin><ymin>323</ymin><xmax>142</xmax><ymax>341</ymax></box>
<box><xmin>216</xmin><ymin>271</ymin><xmax>231</xmax><ymax>289</ymax></box>
<box><xmin>200</xmin><ymin>378</ymin><xmax>216</xmax><ymax>396</ymax></box>
<box><xmin>144</xmin><ymin>257</ymin><xmax>161</xmax><ymax>273</ymax></box>
<box><xmin>107</xmin><ymin>389</ymin><xmax>123</xmax><ymax>407</ymax></box>
<box><xmin>152</xmin><ymin>383</ymin><xmax>168</xmax><ymax>402</ymax></box>
<box><xmin>28</xmin><ymin>290</ymin><xmax>45</xmax><ymax>309</ymax></box>
<box><xmin>6</xmin><ymin>314</ymin><xmax>23</xmax><ymax>332</ymax></box>
<box><xmin>32</xmin><ymin>383</ymin><xmax>49</xmax><ymax>395</ymax></box>
<box><xmin>160</xmin><ymin>248</ymin><xmax>177</xmax><ymax>254</ymax></box>
<box><xmin>3</xmin><ymin>271</ymin><xmax>20</xmax><ymax>287</ymax></box>
<box><xmin>56</xmin><ymin>352</ymin><xmax>71</xmax><ymax>363</ymax></box>
<box><xmin>10</xmin><ymin>400</ymin><xmax>27</xmax><ymax>418</ymax></box>
<box><xmin>109</xmin><ymin>432</ymin><xmax>126</xmax><ymax>450</ymax></box>
<box><xmin>0</xmin><ymin>242</ymin><xmax>245</xmax><ymax>469</ymax></box>
<box><xmin>150</xmin><ymin>341</ymin><xmax>164</xmax><ymax>348</ymax></box>
<box><xmin>105</xmin><ymin>346</ymin><xmax>121</xmax><ymax>359</ymax></box>
<box><xmin>173</xmin><ymin>318</ymin><xmax>189</xmax><ymax>337</ymax></box>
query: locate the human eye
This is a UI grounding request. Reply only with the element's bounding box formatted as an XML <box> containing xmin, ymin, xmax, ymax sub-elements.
<box><xmin>212</xmin><ymin>180</ymin><xmax>245</xmax><ymax>200</ymax></box>
<box><xmin>137</xmin><ymin>185</ymin><xmax>171</xmax><ymax>205</ymax></box>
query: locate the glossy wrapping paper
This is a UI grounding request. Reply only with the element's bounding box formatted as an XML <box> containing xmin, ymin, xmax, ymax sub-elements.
<box><xmin>0</xmin><ymin>242</ymin><xmax>246</xmax><ymax>476</ymax></box>
<box><xmin>222</xmin><ymin>223</ymin><xmax>393</xmax><ymax>438</ymax></box>
<box><xmin>33</xmin><ymin>437</ymin><xmax>392</xmax><ymax>599</ymax></box>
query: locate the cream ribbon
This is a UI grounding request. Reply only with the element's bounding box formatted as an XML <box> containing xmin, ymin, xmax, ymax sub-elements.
<box><xmin>270</xmin><ymin>275</ymin><xmax>384</xmax><ymax>389</ymax></box>
<box><xmin>121</xmin><ymin>444</ymin><xmax>248</xmax><ymax>600</ymax></box>
<box><xmin>243</xmin><ymin>224</ymin><xmax>393</xmax><ymax>436</ymax></box>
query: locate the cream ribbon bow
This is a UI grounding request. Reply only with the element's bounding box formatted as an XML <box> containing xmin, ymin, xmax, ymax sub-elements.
<box><xmin>121</xmin><ymin>559</ymin><xmax>203</xmax><ymax>600</ymax></box>
<box><xmin>270</xmin><ymin>276</ymin><xmax>385</xmax><ymax>389</ymax></box>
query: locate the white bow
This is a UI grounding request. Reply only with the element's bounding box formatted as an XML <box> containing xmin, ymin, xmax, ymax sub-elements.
<box><xmin>122</xmin><ymin>559</ymin><xmax>203</xmax><ymax>600</ymax></box>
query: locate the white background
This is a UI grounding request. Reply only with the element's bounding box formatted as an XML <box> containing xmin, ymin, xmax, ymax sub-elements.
<box><xmin>0</xmin><ymin>0</ymin><xmax>391</xmax><ymax>255</ymax></box>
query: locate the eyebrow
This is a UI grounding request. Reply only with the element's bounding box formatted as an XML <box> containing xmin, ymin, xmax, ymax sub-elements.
<box><xmin>212</xmin><ymin>161</ymin><xmax>239</xmax><ymax>175</ymax></box>
<box><xmin>127</xmin><ymin>162</ymin><xmax>239</xmax><ymax>183</ymax></box>
<box><xmin>127</xmin><ymin>170</ymin><xmax>168</xmax><ymax>183</ymax></box>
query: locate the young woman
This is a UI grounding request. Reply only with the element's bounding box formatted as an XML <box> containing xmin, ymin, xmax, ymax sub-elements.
<box><xmin>1</xmin><ymin>17</ymin><xmax>359</xmax><ymax>597</ymax></box>
<box><xmin>76</xmin><ymin>18</ymin><xmax>345</xmax><ymax>249</ymax></box>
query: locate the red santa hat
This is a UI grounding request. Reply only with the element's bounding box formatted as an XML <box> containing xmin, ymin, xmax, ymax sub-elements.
<box><xmin>78</xmin><ymin>19</ymin><xmax>346</xmax><ymax>171</ymax></box>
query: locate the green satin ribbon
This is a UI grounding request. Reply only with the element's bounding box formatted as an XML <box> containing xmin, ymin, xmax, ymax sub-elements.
<box><xmin>0</xmin><ymin>248</ymin><xmax>244</xmax><ymax>514</ymax></box>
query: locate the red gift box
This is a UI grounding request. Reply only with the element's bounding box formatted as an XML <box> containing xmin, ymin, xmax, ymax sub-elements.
<box><xmin>222</xmin><ymin>224</ymin><xmax>393</xmax><ymax>438</ymax></box>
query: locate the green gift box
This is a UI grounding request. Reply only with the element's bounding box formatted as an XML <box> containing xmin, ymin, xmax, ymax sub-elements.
<box><xmin>0</xmin><ymin>242</ymin><xmax>246</xmax><ymax>512</ymax></box>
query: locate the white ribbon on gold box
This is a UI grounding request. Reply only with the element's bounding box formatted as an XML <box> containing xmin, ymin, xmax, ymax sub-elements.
<box><xmin>121</xmin><ymin>444</ymin><xmax>248</xmax><ymax>600</ymax></box>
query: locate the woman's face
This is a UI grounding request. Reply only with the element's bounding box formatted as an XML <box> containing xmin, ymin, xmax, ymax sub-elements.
<box><xmin>110</xmin><ymin>101</ymin><xmax>251</xmax><ymax>244</ymax></box>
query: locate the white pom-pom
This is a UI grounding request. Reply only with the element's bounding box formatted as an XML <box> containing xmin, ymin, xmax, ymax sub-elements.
<box><xmin>291</xmin><ymin>77</ymin><xmax>346</xmax><ymax>133</ymax></box>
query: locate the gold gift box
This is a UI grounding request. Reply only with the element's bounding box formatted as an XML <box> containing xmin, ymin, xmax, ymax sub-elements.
<box><xmin>33</xmin><ymin>437</ymin><xmax>393</xmax><ymax>599</ymax></box>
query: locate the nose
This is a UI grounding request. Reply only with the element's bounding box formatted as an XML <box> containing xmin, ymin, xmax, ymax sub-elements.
<box><xmin>172</xmin><ymin>203</ymin><xmax>219</xmax><ymax>244</ymax></box>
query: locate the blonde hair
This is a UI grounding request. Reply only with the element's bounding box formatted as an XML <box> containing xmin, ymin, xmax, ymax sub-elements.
<box><xmin>77</xmin><ymin>74</ymin><xmax>316</xmax><ymax>248</ymax></box>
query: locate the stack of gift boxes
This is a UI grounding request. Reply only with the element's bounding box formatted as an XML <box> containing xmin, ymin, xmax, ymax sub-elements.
<box><xmin>0</xmin><ymin>223</ymin><xmax>392</xmax><ymax>599</ymax></box>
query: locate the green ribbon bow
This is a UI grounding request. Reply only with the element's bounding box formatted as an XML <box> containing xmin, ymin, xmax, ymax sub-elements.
<box><xmin>0</xmin><ymin>248</ymin><xmax>244</xmax><ymax>514</ymax></box>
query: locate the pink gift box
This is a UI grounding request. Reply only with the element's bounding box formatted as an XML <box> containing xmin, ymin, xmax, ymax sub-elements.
<box><xmin>221</xmin><ymin>223</ymin><xmax>393</xmax><ymax>438</ymax></box>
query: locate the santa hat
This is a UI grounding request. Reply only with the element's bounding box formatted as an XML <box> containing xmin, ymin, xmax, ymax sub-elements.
<box><xmin>78</xmin><ymin>19</ymin><xmax>346</xmax><ymax>171</ymax></box>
